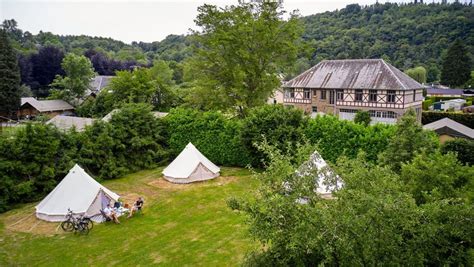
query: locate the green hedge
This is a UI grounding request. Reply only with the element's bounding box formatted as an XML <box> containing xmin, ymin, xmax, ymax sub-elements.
<box><xmin>422</xmin><ymin>112</ymin><xmax>474</xmax><ymax>128</ymax></box>
<box><xmin>305</xmin><ymin>115</ymin><xmax>396</xmax><ymax>163</ymax></box>
<box><xmin>165</xmin><ymin>108</ymin><xmax>251</xmax><ymax>167</ymax></box>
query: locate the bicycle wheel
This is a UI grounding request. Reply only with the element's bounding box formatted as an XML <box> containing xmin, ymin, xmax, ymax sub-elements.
<box><xmin>79</xmin><ymin>223</ymin><xmax>90</xmax><ymax>235</ymax></box>
<box><xmin>61</xmin><ymin>221</ymin><xmax>74</xmax><ymax>232</ymax></box>
<box><xmin>83</xmin><ymin>218</ymin><xmax>93</xmax><ymax>230</ymax></box>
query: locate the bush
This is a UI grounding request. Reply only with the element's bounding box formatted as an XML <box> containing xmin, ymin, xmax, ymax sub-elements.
<box><xmin>79</xmin><ymin>103</ymin><xmax>168</xmax><ymax>179</ymax></box>
<box><xmin>165</xmin><ymin>108</ymin><xmax>251</xmax><ymax>167</ymax></box>
<box><xmin>0</xmin><ymin>123</ymin><xmax>76</xmax><ymax>212</ymax></box>
<box><xmin>305</xmin><ymin>115</ymin><xmax>395</xmax><ymax>163</ymax></box>
<box><xmin>441</xmin><ymin>138</ymin><xmax>474</xmax><ymax>165</ymax></box>
<box><xmin>241</xmin><ymin>105</ymin><xmax>308</xmax><ymax>166</ymax></box>
<box><xmin>422</xmin><ymin>111</ymin><xmax>474</xmax><ymax>128</ymax></box>
<box><xmin>422</xmin><ymin>99</ymin><xmax>433</xmax><ymax>110</ymax></box>
<box><xmin>354</xmin><ymin>110</ymin><xmax>371</xmax><ymax>126</ymax></box>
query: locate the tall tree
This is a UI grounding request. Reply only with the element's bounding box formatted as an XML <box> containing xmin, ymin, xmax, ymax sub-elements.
<box><xmin>29</xmin><ymin>46</ymin><xmax>65</xmax><ymax>97</ymax></box>
<box><xmin>0</xmin><ymin>29</ymin><xmax>21</xmax><ymax>118</ymax></box>
<box><xmin>405</xmin><ymin>66</ymin><xmax>427</xmax><ymax>84</ymax></box>
<box><xmin>440</xmin><ymin>39</ymin><xmax>472</xmax><ymax>87</ymax></box>
<box><xmin>188</xmin><ymin>2</ymin><xmax>302</xmax><ymax>116</ymax></box>
<box><xmin>49</xmin><ymin>53</ymin><xmax>96</xmax><ymax>103</ymax></box>
<box><xmin>379</xmin><ymin>109</ymin><xmax>438</xmax><ymax>172</ymax></box>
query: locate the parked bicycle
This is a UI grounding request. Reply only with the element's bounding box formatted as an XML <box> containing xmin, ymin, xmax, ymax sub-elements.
<box><xmin>61</xmin><ymin>209</ymin><xmax>93</xmax><ymax>234</ymax></box>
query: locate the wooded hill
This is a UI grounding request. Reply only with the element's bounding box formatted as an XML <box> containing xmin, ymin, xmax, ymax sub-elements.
<box><xmin>4</xmin><ymin>2</ymin><xmax>473</xmax><ymax>85</ymax></box>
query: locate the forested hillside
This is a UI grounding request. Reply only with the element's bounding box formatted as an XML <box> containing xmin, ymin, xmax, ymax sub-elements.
<box><xmin>298</xmin><ymin>2</ymin><xmax>473</xmax><ymax>81</ymax></box>
<box><xmin>2</xmin><ymin>2</ymin><xmax>472</xmax><ymax>95</ymax></box>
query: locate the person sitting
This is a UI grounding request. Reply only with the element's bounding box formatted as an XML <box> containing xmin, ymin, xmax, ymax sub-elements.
<box><xmin>103</xmin><ymin>204</ymin><xmax>120</xmax><ymax>224</ymax></box>
<box><xmin>127</xmin><ymin>197</ymin><xmax>144</xmax><ymax>218</ymax></box>
<box><xmin>113</xmin><ymin>200</ymin><xmax>123</xmax><ymax>210</ymax></box>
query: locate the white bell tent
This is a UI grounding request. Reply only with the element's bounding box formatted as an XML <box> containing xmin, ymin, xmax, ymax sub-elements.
<box><xmin>36</xmin><ymin>164</ymin><xmax>120</xmax><ymax>222</ymax></box>
<box><xmin>297</xmin><ymin>151</ymin><xmax>343</xmax><ymax>199</ymax></box>
<box><xmin>163</xmin><ymin>143</ymin><xmax>220</xmax><ymax>183</ymax></box>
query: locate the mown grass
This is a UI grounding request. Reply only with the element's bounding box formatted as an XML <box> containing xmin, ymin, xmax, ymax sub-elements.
<box><xmin>0</xmin><ymin>167</ymin><xmax>258</xmax><ymax>266</ymax></box>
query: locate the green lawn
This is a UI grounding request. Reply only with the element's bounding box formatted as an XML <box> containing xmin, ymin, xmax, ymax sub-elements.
<box><xmin>0</xmin><ymin>167</ymin><xmax>258</xmax><ymax>266</ymax></box>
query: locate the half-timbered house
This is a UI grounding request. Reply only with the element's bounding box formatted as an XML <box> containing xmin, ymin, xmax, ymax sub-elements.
<box><xmin>282</xmin><ymin>59</ymin><xmax>423</xmax><ymax>124</ymax></box>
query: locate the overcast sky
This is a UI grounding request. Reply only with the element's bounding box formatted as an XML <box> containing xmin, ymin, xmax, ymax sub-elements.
<box><xmin>0</xmin><ymin>0</ymin><xmax>467</xmax><ymax>44</ymax></box>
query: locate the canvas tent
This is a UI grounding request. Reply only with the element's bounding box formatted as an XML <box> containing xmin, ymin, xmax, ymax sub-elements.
<box><xmin>297</xmin><ymin>151</ymin><xmax>343</xmax><ymax>199</ymax></box>
<box><xmin>36</xmin><ymin>164</ymin><xmax>120</xmax><ymax>222</ymax></box>
<box><xmin>163</xmin><ymin>143</ymin><xmax>220</xmax><ymax>183</ymax></box>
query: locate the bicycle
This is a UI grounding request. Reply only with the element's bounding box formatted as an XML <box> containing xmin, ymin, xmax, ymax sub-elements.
<box><xmin>60</xmin><ymin>209</ymin><xmax>93</xmax><ymax>234</ymax></box>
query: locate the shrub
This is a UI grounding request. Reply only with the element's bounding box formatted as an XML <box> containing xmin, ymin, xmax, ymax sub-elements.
<box><xmin>354</xmin><ymin>110</ymin><xmax>371</xmax><ymax>126</ymax></box>
<box><xmin>241</xmin><ymin>105</ymin><xmax>308</xmax><ymax>166</ymax></box>
<box><xmin>441</xmin><ymin>138</ymin><xmax>474</xmax><ymax>166</ymax></box>
<box><xmin>422</xmin><ymin>111</ymin><xmax>474</xmax><ymax>128</ymax></box>
<box><xmin>165</xmin><ymin>108</ymin><xmax>251</xmax><ymax>167</ymax></box>
<box><xmin>0</xmin><ymin>123</ymin><xmax>76</xmax><ymax>212</ymax></box>
<box><xmin>79</xmin><ymin>103</ymin><xmax>168</xmax><ymax>179</ymax></box>
<box><xmin>305</xmin><ymin>115</ymin><xmax>395</xmax><ymax>163</ymax></box>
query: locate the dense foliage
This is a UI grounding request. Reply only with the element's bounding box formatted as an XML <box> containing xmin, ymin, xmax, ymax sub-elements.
<box><xmin>422</xmin><ymin>111</ymin><xmax>474</xmax><ymax>128</ymax></box>
<box><xmin>49</xmin><ymin>53</ymin><xmax>96</xmax><ymax>103</ymax></box>
<box><xmin>0</xmin><ymin>104</ymin><xmax>168</xmax><ymax>211</ymax></box>
<box><xmin>0</xmin><ymin>124</ymin><xmax>76</xmax><ymax>212</ymax></box>
<box><xmin>300</xmin><ymin>2</ymin><xmax>473</xmax><ymax>79</ymax></box>
<box><xmin>353</xmin><ymin>110</ymin><xmax>371</xmax><ymax>126</ymax></box>
<box><xmin>0</xmin><ymin>29</ymin><xmax>21</xmax><ymax>117</ymax></box>
<box><xmin>233</xmin><ymin>113</ymin><xmax>473</xmax><ymax>266</ymax></box>
<box><xmin>165</xmin><ymin>108</ymin><xmax>250</xmax><ymax>167</ymax></box>
<box><xmin>187</xmin><ymin>2</ymin><xmax>302</xmax><ymax>116</ymax></box>
<box><xmin>79</xmin><ymin>104</ymin><xmax>168</xmax><ymax>179</ymax></box>
<box><xmin>380</xmin><ymin>109</ymin><xmax>439</xmax><ymax>172</ymax></box>
<box><xmin>305</xmin><ymin>115</ymin><xmax>395</xmax><ymax>163</ymax></box>
<box><xmin>441</xmin><ymin>39</ymin><xmax>472</xmax><ymax>87</ymax></box>
<box><xmin>442</xmin><ymin>138</ymin><xmax>474</xmax><ymax>166</ymax></box>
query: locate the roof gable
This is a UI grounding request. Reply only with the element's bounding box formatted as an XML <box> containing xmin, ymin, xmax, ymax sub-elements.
<box><xmin>283</xmin><ymin>59</ymin><xmax>422</xmax><ymax>90</ymax></box>
<box><xmin>423</xmin><ymin>118</ymin><xmax>474</xmax><ymax>139</ymax></box>
<box><xmin>21</xmin><ymin>97</ymin><xmax>74</xmax><ymax>112</ymax></box>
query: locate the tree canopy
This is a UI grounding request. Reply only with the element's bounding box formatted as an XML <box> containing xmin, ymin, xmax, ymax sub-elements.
<box><xmin>187</xmin><ymin>2</ymin><xmax>302</xmax><ymax>116</ymax></box>
<box><xmin>0</xmin><ymin>29</ymin><xmax>21</xmax><ymax>117</ymax></box>
<box><xmin>441</xmin><ymin>39</ymin><xmax>472</xmax><ymax>87</ymax></box>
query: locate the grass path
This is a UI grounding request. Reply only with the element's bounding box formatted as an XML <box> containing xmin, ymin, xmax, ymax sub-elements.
<box><xmin>0</xmin><ymin>167</ymin><xmax>258</xmax><ymax>266</ymax></box>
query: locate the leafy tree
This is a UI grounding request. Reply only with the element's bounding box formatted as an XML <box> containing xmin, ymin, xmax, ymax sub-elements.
<box><xmin>188</xmin><ymin>2</ymin><xmax>302</xmax><ymax>116</ymax></box>
<box><xmin>0</xmin><ymin>29</ymin><xmax>21</xmax><ymax>118</ymax></box>
<box><xmin>49</xmin><ymin>53</ymin><xmax>96</xmax><ymax>103</ymax></box>
<box><xmin>234</xmin><ymin>145</ymin><xmax>474</xmax><ymax>266</ymax></box>
<box><xmin>441</xmin><ymin>138</ymin><xmax>474</xmax><ymax>165</ymax></box>
<box><xmin>354</xmin><ymin>110</ymin><xmax>371</xmax><ymax>126</ymax></box>
<box><xmin>379</xmin><ymin>109</ymin><xmax>438</xmax><ymax>172</ymax></box>
<box><xmin>241</xmin><ymin>105</ymin><xmax>308</xmax><ymax>166</ymax></box>
<box><xmin>405</xmin><ymin>66</ymin><xmax>427</xmax><ymax>84</ymax></box>
<box><xmin>29</xmin><ymin>46</ymin><xmax>65</xmax><ymax>96</ymax></box>
<box><xmin>441</xmin><ymin>39</ymin><xmax>472</xmax><ymax>87</ymax></box>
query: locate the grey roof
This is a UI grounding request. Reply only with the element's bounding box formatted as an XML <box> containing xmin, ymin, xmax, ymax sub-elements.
<box><xmin>89</xmin><ymin>76</ymin><xmax>113</xmax><ymax>95</ymax></box>
<box><xmin>102</xmin><ymin>109</ymin><xmax>168</xmax><ymax>122</ymax></box>
<box><xmin>426</xmin><ymin>88</ymin><xmax>464</xmax><ymax>95</ymax></box>
<box><xmin>283</xmin><ymin>59</ymin><xmax>423</xmax><ymax>90</ymax></box>
<box><xmin>423</xmin><ymin>118</ymin><xmax>474</xmax><ymax>139</ymax></box>
<box><xmin>47</xmin><ymin>115</ymin><xmax>96</xmax><ymax>132</ymax></box>
<box><xmin>21</xmin><ymin>97</ymin><xmax>74</xmax><ymax>112</ymax></box>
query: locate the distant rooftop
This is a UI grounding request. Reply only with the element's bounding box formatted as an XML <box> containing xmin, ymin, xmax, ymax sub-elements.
<box><xmin>283</xmin><ymin>59</ymin><xmax>423</xmax><ymax>90</ymax></box>
<box><xmin>423</xmin><ymin>118</ymin><xmax>474</xmax><ymax>139</ymax></box>
<box><xmin>47</xmin><ymin>115</ymin><xmax>96</xmax><ymax>132</ymax></box>
<box><xmin>89</xmin><ymin>76</ymin><xmax>113</xmax><ymax>95</ymax></box>
<box><xmin>21</xmin><ymin>97</ymin><xmax>74</xmax><ymax>112</ymax></box>
<box><xmin>426</xmin><ymin>88</ymin><xmax>465</xmax><ymax>95</ymax></box>
<box><xmin>102</xmin><ymin>109</ymin><xmax>168</xmax><ymax>122</ymax></box>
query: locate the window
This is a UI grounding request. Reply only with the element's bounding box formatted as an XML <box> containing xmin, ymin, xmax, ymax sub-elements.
<box><xmin>369</xmin><ymin>110</ymin><xmax>398</xmax><ymax>118</ymax></box>
<box><xmin>336</xmin><ymin>89</ymin><xmax>344</xmax><ymax>100</ymax></box>
<box><xmin>329</xmin><ymin>91</ymin><xmax>335</xmax><ymax>104</ymax></box>
<box><xmin>413</xmin><ymin>90</ymin><xmax>416</xmax><ymax>102</ymax></box>
<box><xmin>285</xmin><ymin>88</ymin><xmax>295</xmax><ymax>98</ymax></box>
<box><xmin>369</xmin><ymin>90</ymin><xmax>377</xmax><ymax>102</ymax></box>
<box><xmin>340</xmin><ymin>109</ymin><xmax>358</xmax><ymax>113</ymax></box>
<box><xmin>303</xmin><ymin>89</ymin><xmax>311</xmax><ymax>99</ymax></box>
<box><xmin>312</xmin><ymin>106</ymin><xmax>318</xmax><ymax>113</ymax></box>
<box><xmin>355</xmin><ymin>89</ymin><xmax>363</xmax><ymax>102</ymax></box>
<box><xmin>387</xmin><ymin>90</ymin><xmax>396</xmax><ymax>103</ymax></box>
<box><xmin>321</xmin><ymin>90</ymin><xmax>326</xmax><ymax>100</ymax></box>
